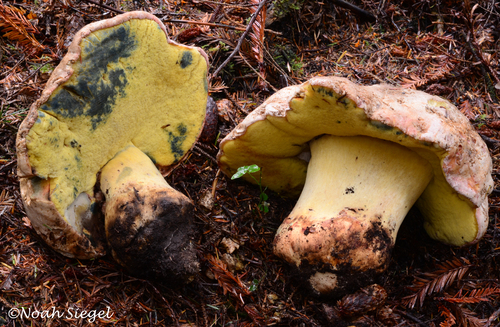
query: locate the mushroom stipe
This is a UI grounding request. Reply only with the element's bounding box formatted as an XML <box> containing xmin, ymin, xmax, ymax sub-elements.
<box><xmin>273</xmin><ymin>135</ymin><xmax>433</xmax><ymax>295</ymax></box>
<box><xmin>100</xmin><ymin>145</ymin><xmax>199</xmax><ymax>281</ymax></box>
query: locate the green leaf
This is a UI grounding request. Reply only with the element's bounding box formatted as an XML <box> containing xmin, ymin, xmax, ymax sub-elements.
<box><xmin>249</xmin><ymin>279</ymin><xmax>260</xmax><ymax>292</ymax></box>
<box><xmin>259</xmin><ymin>203</ymin><xmax>269</xmax><ymax>213</ymax></box>
<box><xmin>231</xmin><ymin>164</ymin><xmax>261</xmax><ymax>180</ymax></box>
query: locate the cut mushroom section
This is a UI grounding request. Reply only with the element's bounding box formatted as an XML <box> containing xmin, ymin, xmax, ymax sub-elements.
<box><xmin>16</xmin><ymin>11</ymin><xmax>208</xmax><ymax>281</ymax></box>
<box><xmin>217</xmin><ymin>76</ymin><xmax>493</xmax><ymax>296</ymax></box>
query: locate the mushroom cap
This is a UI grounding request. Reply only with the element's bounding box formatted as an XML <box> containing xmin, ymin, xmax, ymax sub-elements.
<box><xmin>217</xmin><ymin>76</ymin><xmax>493</xmax><ymax>246</ymax></box>
<box><xmin>16</xmin><ymin>11</ymin><xmax>208</xmax><ymax>258</ymax></box>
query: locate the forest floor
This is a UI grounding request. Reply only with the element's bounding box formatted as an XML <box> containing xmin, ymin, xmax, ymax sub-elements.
<box><xmin>1</xmin><ymin>0</ymin><xmax>500</xmax><ymax>326</ymax></box>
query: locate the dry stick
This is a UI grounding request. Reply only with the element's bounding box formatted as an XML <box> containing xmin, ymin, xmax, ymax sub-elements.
<box><xmin>223</xmin><ymin>88</ymin><xmax>247</xmax><ymax>116</ymax></box>
<box><xmin>79</xmin><ymin>0</ymin><xmax>248</xmax><ymax>31</ymax></box>
<box><xmin>211</xmin><ymin>169</ymin><xmax>220</xmax><ymax>198</ymax></box>
<box><xmin>393</xmin><ymin>309</ymin><xmax>431</xmax><ymax>327</ymax></box>
<box><xmin>486</xmin><ymin>306</ymin><xmax>500</xmax><ymax>327</ymax></box>
<box><xmin>262</xmin><ymin>44</ymin><xmax>296</xmax><ymax>86</ymax></box>
<box><xmin>462</xmin><ymin>32</ymin><xmax>499</xmax><ymax>103</ymax></box>
<box><xmin>211</xmin><ymin>0</ymin><xmax>268</xmax><ymax>79</ymax></box>
<box><xmin>240</xmin><ymin>54</ymin><xmax>278</xmax><ymax>92</ymax></box>
<box><xmin>332</xmin><ymin>0</ymin><xmax>376</xmax><ymax>22</ymax></box>
<box><xmin>163</xmin><ymin>19</ymin><xmax>249</xmax><ymax>31</ymax></box>
<box><xmin>202</xmin><ymin>0</ymin><xmax>256</xmax><ymax>7</ymax></box>
<box><xmin>6</xmin><ymin>60</ymin><xmax>58</xmax><ymax>101</ymax></box>
<box><xmin>390</xmin><ymin>17</ymin><xmax>419</xmax><ymax>65</ymax></box>
<box><xmin>80</xmin><ymin>0</ymin><xmax>124</xmax><ymax>13</ymax></box>
<box><xmin>0</xmin><ymin>54</ymin><xmax>25</xmax><ymax>79</ymax></box>
<box><xmin>193</xmin><ymin>144</ymin><xmax>217</xmax><ymax>163</ymax></box>
<box><xmin>145</xmin><ymin>281</ymin><xmax>178</xmax><ymax>321</ymax></box>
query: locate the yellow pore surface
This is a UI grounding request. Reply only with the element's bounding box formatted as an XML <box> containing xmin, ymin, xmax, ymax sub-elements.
<box><xmin>26</xmin><ymin>18</ymin><xmax>207</xmax><ymax>220</ymax></box>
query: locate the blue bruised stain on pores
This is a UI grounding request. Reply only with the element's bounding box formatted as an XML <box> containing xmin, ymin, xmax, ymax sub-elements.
<box><xmin>167</xmin><ymin>123</ymin><xmax>188</xmax><ymax>162</ymax></box>
<box><xmin>313</xmin><ymin>87</ymin><xmax>335</xmax><ymax>98</ymax></box>
<box><xmin>36</xmin><ymin>111</ymin><xmax>46</xmax><ymax>123</ymax></box>
<box><xmin>40</xmin><ymin>25</ymin><xmax>137</xmax><ymax>130</ymax></box>
<box><xmin>180</xmin><ymin>51</ymin><xmax>193</xmax><ymax>69</ymax></box>
<box><xmin>74</xmin><ymin>155</ymin><xmax>82</xmax><ymax>168</ymax></box>
<box><xmin>370</xmin><ymin>120</ymin><xmax>394</xmax><ymax>131</ymax></box>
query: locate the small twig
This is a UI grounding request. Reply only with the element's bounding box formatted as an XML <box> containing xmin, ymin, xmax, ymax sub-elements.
<box><xmin>351</xmin><ymin>68</ymin><xmax>386</xmax><ymax>84</ymax></box>
<box><xmin>485</xmin><ymin>306</ymin><xmax>500</xmax><ymax>327</ymax></box>
<box><xmin>162</xmin><ymin>18</ymin><xmax>247</xmax><ymax>31</ymax></box>
<box><xmin>211</xmin><ymin>169</ymin><xmax>220</xmax><ymax>198</ymax></box>
<box><xmin>390</xmin><ymin>17</ymin><xmax>419</xmax><ymax>65</ymax></box>
<box><xmin>332</xmin><ymin>0</ymin><xmax>377</xmax><ymax>22</ymax></box>
<box><xmin>0</xmin><ymin>54</ymin><xmax>25</xmax><ymax>79</ymax></box>
<box><xmin>220</xmin><ymin>204</ymin><xmax>236</xmax><ymax>221</ymax></box>
<box><xmin>76</xmin><ymin>0</ymin><xmax>269</xmax><ymax>34</ymax></box>
<box><xmin>299</xmin><ymin>47</ymin><xmax>330</xmax><ymax>53</ymax></box>
<box><xmin>239</xmin><ymin>53</ymin><xmax>278</xmax><ymax>92</ymax></box>
<box><xmin>262</xmin><ymin>44</ymin><xmax>296</xmax><ymax>86</ymax></box>
<box><xmin>72</xmin><ymin>2</ymin><xmax>278</xmax><ymax>37</ymax></box>
<box><xmin>6</xmin><ymin>60</ymin><xmax>57</xmax><ymax>101</ymax></box>
<box><xmin>145</xmin><ymin>281</ymin><xmax>177</xmax><ymax>320</ymax></box>
<box><xmin>193</xmin><ymin>144</ymin><xmax>217</xmax><ymax>163</ymax></box>
<box><xmin>462</xmin><ymin>32</ymin><xmax>499</xmax><ymax>103</ymax></box>
<box><xmin>223</xmin><ymin>88</ymin><xmax>248</xmax><ymax>116</ymax></box>
<box><xmin>197</xmin><ymin>0</ymin><xmax>256</xmax><ymax>7</ymax></box>
<box><xmin>211</xmin><ymin>0</ymin><xmax>268</xmax><ymax>79</ymax></box>
<box><xmin>80</xmin><ymin>0</ymin><xmax>124</xmax><ymax>13</ymax></box>
<box><xmin>0</xmin><ymin>159</ymin><xmax>16</xmax><ymax>173</ymax></box>
<box><xmin>394</xmin><ymin>309</ymin><xmax>431</xmax><ymax>327</ymax></box>
<box><xmin>479</xmin><ymin>133</ymin><xmax>500</xmax><ymax>149</ymax></box>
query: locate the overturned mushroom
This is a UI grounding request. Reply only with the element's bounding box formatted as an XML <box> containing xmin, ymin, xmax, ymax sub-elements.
<box><xmin>16</xmin><ymin>12</ymin><xmax>208</xmax><ymax>281</ymax></box>
<box><xmin>217</xmin><ymin>77</ymin><xmax>493</xmax><ymax>296</ymax></box>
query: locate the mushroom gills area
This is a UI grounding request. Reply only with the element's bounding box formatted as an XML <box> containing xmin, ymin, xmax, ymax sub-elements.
<box><xmin>273</xmin><ymin>135</ymin><xmax>433</xmax><ymax>296</ymax></box>
<box><xmin>100</xmin><ymin>144</ymin><xmax>199</xmax><ymax>281</ymax></box>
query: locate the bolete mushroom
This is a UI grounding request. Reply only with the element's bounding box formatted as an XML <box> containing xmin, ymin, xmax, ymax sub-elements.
<box><xmin>16</xmin><ymin>12</ymin><xmax>208</xmax><ymax>281</ymax></box>
<box><xmin>217</xmin><ymin>77</ymin><xmax>493</xmax><ymax>296</ymax></box>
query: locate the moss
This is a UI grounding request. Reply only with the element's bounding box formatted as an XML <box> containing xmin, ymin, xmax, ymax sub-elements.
<box><xmin>272</xmin><ymin>0</ymin><xmax>305</xmax><ymax>20</ymax></box>
<box><xmin>271</xmin><ymin>44</ymin><xmax>304</xmax><ymax>76</ymax></box>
